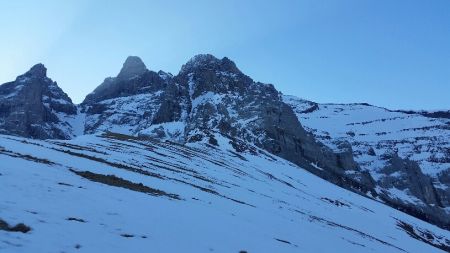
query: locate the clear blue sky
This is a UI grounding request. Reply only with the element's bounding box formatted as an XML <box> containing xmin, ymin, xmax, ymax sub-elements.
<box><xmin>0</xmin><ymin>0</ymin><xmax>449</xmax><ymax>109</ymax></box>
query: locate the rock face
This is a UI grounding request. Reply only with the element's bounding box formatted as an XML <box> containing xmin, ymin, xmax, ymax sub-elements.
<box><xmin>378</xmin><ymin>152</ymin><xmax>441</xmax><ymax>206</ymax></box>
<box><xmin>376</xmin><ymin>152</ymin><xmax>449</xmax><ymax>226</ymax></box>
<box><xmin>438</xmin><ymin>169</ymin><xmax>450</xmax><ymax>208</ymax></box>
<box><xmin>0</xmin><ymin>64</ymin><xmax>78</xmax><ymax>139</ymax></box>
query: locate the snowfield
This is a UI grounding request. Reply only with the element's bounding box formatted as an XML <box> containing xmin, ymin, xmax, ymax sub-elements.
<box><xmin>0</xmin><ymin>133</ymin><xmax>449</xmax><ymax>253</ymax></box>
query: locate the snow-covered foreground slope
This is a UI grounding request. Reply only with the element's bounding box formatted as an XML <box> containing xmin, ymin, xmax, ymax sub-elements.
<box><xmin>0</xmin><ymin>133</ymin><xmax>449</xmax><ymax>252</ymax></box>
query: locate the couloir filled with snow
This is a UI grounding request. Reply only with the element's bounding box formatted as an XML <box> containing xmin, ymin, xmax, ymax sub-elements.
<box><xmin>0</xmin><ymin>133</ymin><xmax>449</xmax><ymax>252</ymax></box>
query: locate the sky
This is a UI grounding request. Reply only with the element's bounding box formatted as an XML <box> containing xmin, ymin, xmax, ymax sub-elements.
<box><xmin>0</xmin><ymin>0</ymin><xmax>449</xmax><ymax>109</ymax></box>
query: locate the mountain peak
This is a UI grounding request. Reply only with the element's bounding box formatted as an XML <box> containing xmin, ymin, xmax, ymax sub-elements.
<box><xmin>117</xmin><ymin>56</ymin><xmax>147</xmax><ymax>79</ymax></box>
<box><xmin>180</xmin><ymin>54</ymin><xmax>240</xmax><ymax>74</ymax></box>
<box><xmin>188</xmin><ymin>54</ymin><xmax>220</xmax><ymax>64</ymax></box>
<box><xmin>26</xmin><ymin>63</ymin><xmax>47</xmax><ymax>78</ymax></box>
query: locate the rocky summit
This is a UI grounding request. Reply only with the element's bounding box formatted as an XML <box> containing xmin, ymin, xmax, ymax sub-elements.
<box><xmin>0</xmin><ymin>64</ymin><xmax>79</xmax><ymax>139</ymax></box>
<box><xmin>0</xmin><ymin>55</ymin><xmax>450</xmax><ymax>252</ymax></box>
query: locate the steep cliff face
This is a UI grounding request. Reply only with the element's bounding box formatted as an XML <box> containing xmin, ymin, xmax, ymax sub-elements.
<box><xmin>0</xmin><ymin>64</ymin><xmax>78</xmax><ymax>139</ymax></box>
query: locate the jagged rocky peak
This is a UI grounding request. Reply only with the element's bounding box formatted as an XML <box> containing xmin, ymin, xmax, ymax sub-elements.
<box><xmin>117</xmin><ymin>56</ymin><xmax>148</xmax><ymax>80</ymax></box>
<box><xmin>24</xmin><ymin>63</ymin><xmax>47</xmax><ymax>79</ymax></box>
<box><xmin>180</xmin><ymin>54</ymin><xmax>241</xmax><ymax>75</ymax></box>
<box><xmin>177</xmin><ymin>54</ymin><xmax>253</xmax><ymax>98</ymax></box>
<box><xmin>0</xmin><ymin>63</ymin><xmax>77</xmax><ymax>139</ymax></box>
<box><xmin>82</xmin><ymin>55</ymin><xmax>179</xmax><ymax>135</ymax></box>
<box><xmin>83</xmin><ymin>56</ymin><xmax>171</xmax><ymax>104</ymax></box>
<box><xmin>12</xmin><ymin>63</ymin><xmax>49</xmax><ymax>84</ymax></box>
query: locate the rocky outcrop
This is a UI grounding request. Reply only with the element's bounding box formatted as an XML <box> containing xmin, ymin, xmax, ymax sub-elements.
<box><xmin>378</xmin><ymin>152</ymin><xmax>441</xmax><ymax>206</ymax></box>
<box><xmin>437</xmin><ymin>169</ymin><xmax>450</xmax><ymax>208</ymax></box>
<box><xmin>0</xmin><ymin>64</ymin><xmax>78</xmax><ymax>139</ymax></box>
<box><xmin>375</xmin><ymin>152</ymin><xmax>449</xmax><ymax>228</ymax></box>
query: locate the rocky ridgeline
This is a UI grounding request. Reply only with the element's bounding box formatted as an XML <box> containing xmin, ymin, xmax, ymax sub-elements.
<box><xmin>0</xmin><ymin>54</ymin><xmax>448</xmax><ymax>229</ymax></box>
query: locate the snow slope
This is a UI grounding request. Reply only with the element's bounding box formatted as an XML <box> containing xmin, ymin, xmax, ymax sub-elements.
<box><xmin>0</xmin><ymin>133</ymin><xmax>449</xmax><ymax>253</ymax></box>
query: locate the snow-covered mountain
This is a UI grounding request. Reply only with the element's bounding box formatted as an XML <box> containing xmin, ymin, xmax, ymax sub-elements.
<box><xmin>80</xmin><ymin>54</ymin><xmax>375</xmax><ymax>207</ymax></box>
<box><xmin>1</xmin><ymin>54</ymin><xmax>450</xmax><ymax>252</ymax></box>
<box><xmin>0</xmin><ymin>133</ymin><xmax>449</xmax><ymax>252</ymax></box>
<box><xmin>284</xmin><ymin>96</ymin><xmax>450</xmax><ymax>228</ymax></box>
